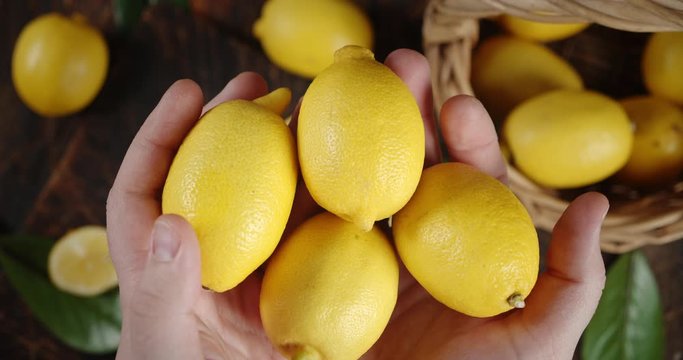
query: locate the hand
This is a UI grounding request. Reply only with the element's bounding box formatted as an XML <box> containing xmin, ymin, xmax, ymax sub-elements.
<box><xmin>106</xmin><ymin>50</ymin><xmax>609</xmax><ymax>360</ymax></box>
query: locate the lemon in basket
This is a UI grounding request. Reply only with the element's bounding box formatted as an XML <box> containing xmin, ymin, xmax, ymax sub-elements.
<box><xmin>253</xmin><ymin>0</ymin><xmax>373</xmax><ymax>78</ymax></box>
<box><xmin>472</xmin><ymin>36</ymin><xmax>583</xmax><ymax>123</ymax></box>
<box><xmin>643</xmin><ymin>32</ymin><xmax>683</xmax><ymax>105</ymax></box>
<box><xmin>298</xmin><ymin>45</ymin><xmax>424</xmax><ymax>231</ymax></box>
<box><xmin>393</xmin><ymin>162</ymin><xmax>539</xmax><ymax>318</ymax></box>
<box><xmin>499</xmin><ymin>15</ymin><xmax>589</xmax><ymax>42</ymax></box>
<box><xmin>48</xmin><ymin>225</ymin><xmax>118</xmax><ymax>297</ymax></box>
<box><xmin>616</xmin><ymin>96</ymin><xmax>683</xmax><ymax>187</ymax></box>
<box><xmin>504</xmin><ymin>89</ymin><xmax>633</xmax><ymax>189</ymax></box>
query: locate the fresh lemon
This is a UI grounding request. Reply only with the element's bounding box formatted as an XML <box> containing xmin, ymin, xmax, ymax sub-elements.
<box><xmin>253</xmin><ymin>0</ymin><xmax>373</xmax><ymax>78</ymax></box>
<box><xmin>615</xmin><ymin>96</ymin><xmax>683</xmax><ymax>187</ymax></box>
<box><xmin>393</xmin><ymin>162</ymin><xmax>539</xmax><ymax>318</ymax></box>
<box><xmin>48</xmin><ymin>225</ymin><xmax>117</xmax><ymax>297</ymax></box>
<box><xmin>643</xmin><ymin>32</ymin><xmax>683</xmax><ymax>104</ymax></box>
<box><xmin>12</xmin><ymin>13</ymin><xmax>108</xmax><ymax>117</ymax></box>
<box><xmin>472</xmin><ymin>36</ymin><xmax>583</xmax><ymax>123</ymax></box>
<box><xmin>504</xmin><ymin>89</ymin><xmax>633</xmax><ymax>188</ymax></box>
<box><xmin>499</xmin><ymin>15</ymin><xmax>589</xmax><ymax>42</ymax></box>
<box><xmin>162</xmin><ymin>88</ymin><xmax>297</xmax><ymax>292</ymax></box>
<box><xmin>260</xmin><ymin>212</ymin><xmax>398</xmax><ymax>360</ymax></box>
<box><xmin>298</xmin><ymin>45</ymin><xmax>425</xmax><ymax>231</ymax></box>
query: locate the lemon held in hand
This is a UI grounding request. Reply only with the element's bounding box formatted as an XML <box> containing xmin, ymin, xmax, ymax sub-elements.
<box><xmin>393</xmin><ymin>163</ymin><xmax>539</xmax><ymax>318</ymax></box>
<box><xmin>12</xmin><ymin>13</ymin><xmax>108</xmax><ymax>117</ymax></box>
<box><xmin>48</xmin><ymin>225</ymin><xmax>118</xmax><ymax>297</ymax></box>
<box><xmin>615</xmin><ymin>96</ymin><xmax>683</xmax><ymax>187</ymax></box>
<box><xmin>162</xmin><ymin>88</ymin><xmax>297</xmax><ymax>292</ymax></box>
<box><xmin>298</xmin><ymin>45</ymin><xmax>425</xmax><ymax>231</ymax></box>
<box><xmin>253</xmin><ymin>0</ymin><xmax>373</xmax><ymax>78</ymax></box>
<box><xmin>504</xmin><ymin>89</ymin><xmax>633</xmax><ymax>189</ymax></box>
<box><xmin>260</xmin><ymin>212</ymin><xmax>398</xmax><ymax>360</ymax></box>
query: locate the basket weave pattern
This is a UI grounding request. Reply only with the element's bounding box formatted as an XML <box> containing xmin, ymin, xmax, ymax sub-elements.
<box><xmin>423</xmin><ymin>0</ymin><xmax>683</xmax><ymax>253</ymax></box>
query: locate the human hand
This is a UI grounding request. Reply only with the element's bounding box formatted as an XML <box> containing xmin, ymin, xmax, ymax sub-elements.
<box><xmin>106</xmin><ymin>49</ymin><xmax>608</xmax><ymax>360</ymax></box>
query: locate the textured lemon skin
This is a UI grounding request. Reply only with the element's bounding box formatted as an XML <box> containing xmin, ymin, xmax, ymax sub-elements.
<box><xmin>504</xmin><ymin>89</ymin><xmax>633</xmax><ymax>189</ymax></box>
<box><xmin>253</xmin><ymin>0</ymin><xmax>373</xmax><ymax>78</ymax></box>
<box><xmin>298</xmin><ymin>46</ymin><xmax>425</xmax><ymax>231</ymax></box>
<box><xmin>260</xmin><ymin>212</ymin><xmax>398</xmax><ymax>360</ymax></box>
<box><xmin>472</xmin><ymin>36</ymin><xmax>583</xmax><ymax>123</ymax></box>
<box><xmin>500</xmin><ymin>15</ymin><xmax>589</xmax><ymax>42</ymax></box>
<box><xmin>162</xmin><ymin>100</ymin><xmax>297</xmax><ymax>292</ymax></box>
<box><xmin>393</xmin><ymin>163</ymin><xmax>539</xmax><ymax>318</ymax></box>
<box><xmin>616</xmin><ymin>96</ymin><xmax>683</xmax><ymax>187</ymax></box>
<box><xmin>643</xmin><ymin>32</ymin><xmax>683</xmax><ymax>105</ymax></box>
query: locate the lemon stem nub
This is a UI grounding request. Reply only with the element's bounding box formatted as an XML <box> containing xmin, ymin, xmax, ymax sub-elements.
<box><xmin>507</xmin><ymin>293</ymin><xmax>526</xmax><ymax>309</ymax></box>
<box><xmin>253</xmin><ymin>87</ymin><xmax>292</xmax><ymax>115</ymax></box>
<box><xmin>282</xmin><ymin>344</ymin><xmax>322</xmax><ymax>360</ymax></box>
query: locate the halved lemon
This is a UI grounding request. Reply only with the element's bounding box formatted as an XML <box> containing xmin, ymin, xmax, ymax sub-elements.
<box><xmin>48</xmin><ymin>225</ymin><xmax>118</xmax><ymax>297</ymax></box>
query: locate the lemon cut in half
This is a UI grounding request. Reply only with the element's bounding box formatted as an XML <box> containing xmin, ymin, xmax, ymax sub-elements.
<box><xmin>48</xmin><ymin>225</ymin><xmax>118</xmax><ymax>297</ymax></box>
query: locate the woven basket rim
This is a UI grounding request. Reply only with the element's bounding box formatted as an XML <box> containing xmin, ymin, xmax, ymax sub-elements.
<box><xmin>423</xmin><ymin>0</ymin><xmax>683</xmax><ymax>253</ymax></box>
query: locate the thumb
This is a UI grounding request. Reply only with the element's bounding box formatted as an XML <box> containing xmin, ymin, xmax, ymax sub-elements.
<box><xmin>120</xmin><ymin>214</ymin><xmax>203</xmax><ymax>359</ymax></box>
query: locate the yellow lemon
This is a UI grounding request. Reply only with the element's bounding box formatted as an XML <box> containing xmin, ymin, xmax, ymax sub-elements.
<box><xmin>253</xmin><ymin>0</ymin><xmax>373</xmax><ymax>78</ymax></box>
<box><xmin>393</xmin><ymin>162</ymin><xmax>539</xmax><ymax>318</ymax></box>
<box><xmin>643</xmin><ymin>32</ymin><xmax>683</xmax><ymax>104</ymax></box>
<box><xmin>472</xmin><ymin>36</ymin><xmax>583</xmax><ymax>123</ymax></box>
<box><xmin>260</xmin><ymin>212</ymin><xmax>398</xmax><ymax>360</ymax></box>
<box><xmin>12</xmin><ymin>13</ymin><xmax>108</xmax><ymax>117</ymax></box>
<box><xmin>162</xmin><ymin>88</ymin><xmax>297</xmax><ymax>292</ymax></box>
<box><xmin>499</xmin><ymin>15</ymin><xmax>589</xmax><ymax>42</ymax></box>
<box><xmin>48</xmin><ymin>225</ymin><xmax>118</xmax><ymax>297</ymax></box>
<box><xmin>298</xmin><ymin>45</ymin><xmax>425</xmax><ymax>231</ymax></box>
<box><xmin>504</xmin><ymin>89</ymin><xmax>633</xmax><ymax>188</ymax></box>
<box><xmin>616</xmin><ymin>96</ymin><xmax>683</xmax><ymax>187</ymax></box>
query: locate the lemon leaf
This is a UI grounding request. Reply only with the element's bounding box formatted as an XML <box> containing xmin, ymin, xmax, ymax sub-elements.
<box><xmin>0</xmin><ymin>234</ymin><xmax>121</xmax><ymax>354</ymax></box>
<box><xmin>582</xmin><ymin>251</ymin><xmax>665</xmax><ymax>360</ymax></box>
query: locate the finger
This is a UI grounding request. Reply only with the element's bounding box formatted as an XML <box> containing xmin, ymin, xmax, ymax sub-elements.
<box><xmin>440</xmin><ymin>95</ymin><xmax>508</xmax><ymax>183</ymax></box>
<box><xmin>384</xmin><ymin>49</ymin><xmax>441</xmax><ymax>166</ymax></box>
<box><xmin>510</xmin><ymin>192</ymin><xmax>609</xmax><ymax>357</ymax></box>
<box><xmin>107</xmin><ymin>79</ymin><xmax>203</xmax><ymax>284</ymax></box>
<box><xmin>122</xmin><ymin>214</ymin><xmax>203</xmax><ymax>359</ymax></box>
<box><xmin>202</xmin><ymin>71</ymin><xmax>268</xmax><ymax>114</ymax></box>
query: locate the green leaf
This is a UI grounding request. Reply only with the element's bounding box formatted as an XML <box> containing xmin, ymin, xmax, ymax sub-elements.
<box><xmin>113</xmin><ymin>0</ymin><xmax>147</xmax><ymax>31</ymax></box>
<box><xmin>0</xmin><ymin>235</ymin><xmax>121</xmax><ymax>354</ymax></box>
<box><xmin>582</xmin><ymin>251</ymin><xmax>665</xmax><ymax>360</ymax></box>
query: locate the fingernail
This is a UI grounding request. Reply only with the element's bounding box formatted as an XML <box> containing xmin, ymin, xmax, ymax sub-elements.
<box><xmin>152</xmin><ymin>219</ymin><xmax>180</xmax><ymax>262</ymax></box>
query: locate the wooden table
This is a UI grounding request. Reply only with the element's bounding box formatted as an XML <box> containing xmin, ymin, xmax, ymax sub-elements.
<box><xmin>0</xmin><ymin>1</ymin><xmax>680</xmax><ymax>359</ymax></box>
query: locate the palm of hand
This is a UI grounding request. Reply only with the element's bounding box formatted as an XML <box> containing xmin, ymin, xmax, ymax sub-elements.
<box><xmin>108</xmin><ymin>49</ymin><xmax>608</xmax><ymax>360</ymax></box>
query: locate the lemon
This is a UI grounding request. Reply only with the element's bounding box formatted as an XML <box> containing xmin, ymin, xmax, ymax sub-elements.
<box><xmin>505</xmin><ymin>89</ymin><xmax>633</xmax><ymax>189</ymax></box>
<box><xmin>472</xmin><ymin>36</ymin><xmax>583</xmax><ymax>123</ymax></box>
<box><xmin>253</xmin><ymin>0</ymin><xmax>373</xmax><ymax>78</ymax></box>
<box><xmin>48</xmin><ymin>225</ymin><xmax>118</xmax><ymax>297</ymax></box>
<box><xmin>643</xmin><ymin>32</ymin><xmax>683</xmax><ymax>104</ymax></box>
<box><xmin>162</xmin><ymin>88</ymin><xmax>297</xmax><ymax>292</ymax></box>
<box><xmin>499</xmin><ymin>15</ymin><xmax>589</xmax><ymax>42</ymax></box>
<box><xmin>615</xmin><ymin>96</ymin><xmax>683</xmax><ymax>187</ymax></box>
<box><xmin>298</xmin><ymin>45</ymin><xmax>425</xmax><ymax>231</ymax></box>
<box><xmin>393</xmin><ymin>162</ymin><xmax>539</xmax><ymax>318</ymax></box>
<box><xmin>260</xmin><ymin>212</ymin><xmax>398</xmax><ymax>360</ymax></box>
<box><xmin>12</xmin><ymin>13</ymin><xmax>108</xmax><ymax>117</ymax></box>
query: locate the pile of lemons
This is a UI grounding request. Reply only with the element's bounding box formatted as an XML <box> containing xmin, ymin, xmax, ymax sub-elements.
<box><xmin>473</xmin><ymin>16</ymin><xmax>683</xmax><ymax>189</ymax></box>
<box><xmin>162</xmin><ymin>44</ymin><xmax>539</xmax><ymax>359</ymax></box>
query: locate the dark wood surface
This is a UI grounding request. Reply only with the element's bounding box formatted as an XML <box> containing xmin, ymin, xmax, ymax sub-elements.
<box><xmin>0</xmin><ymin>1</ymin><xmax>680</xmax><ymax>359</ymax></box>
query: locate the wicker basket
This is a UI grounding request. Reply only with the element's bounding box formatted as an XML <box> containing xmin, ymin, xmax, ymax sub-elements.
<box><xmin>423</xmin><ymin>0</ymin><xmax>683</xmax><ymax>253</ymax></box>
